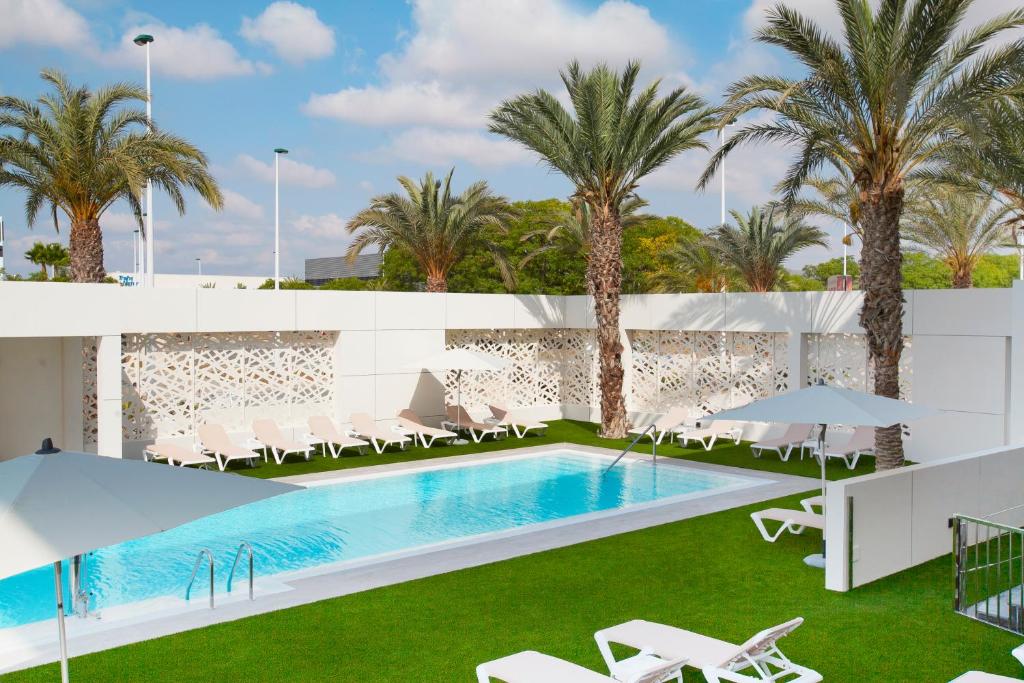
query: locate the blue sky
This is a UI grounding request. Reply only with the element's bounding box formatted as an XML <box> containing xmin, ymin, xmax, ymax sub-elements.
<box><xmin>0</xmin><ymin>0</ymin><xmax>1012</xmax><ymax>278</ymax></box>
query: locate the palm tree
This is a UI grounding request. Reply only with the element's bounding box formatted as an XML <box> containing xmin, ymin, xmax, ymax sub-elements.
<box><xmin>647</xmin><ymin>237</ymin><xmax>735</xmax><ymax>293</ymax></box>
<box><xmin>788</xmin><ymin>172</ymin><xmax>862</xmax><ymax>244</ymax></box>
<box><xmin>902</xmin><ymin>189</ymin><xmax>1010</xmax><ymax>288</ymax></box>
<box><xmin>345</xmin><ymin>169</ymin><xmax>515</xmax><ymax>293</ymax></box>
<box><xmin>711</xmin><ymin>205</ymin><xmax>827</xmax><ymax>292</ymax></box>
<box><xmin>700</xmin><ymin>0</ymin><xmax>1024</xmax><ymax>469</ymax></box>
<box><xmin>490</xmin><ymin>61</ymin><xmax>716</xmax><ymax>438</ymax></box>
<box><xmin>0</xmin><ymin>71</ymin><xmax>222</xmax><ymax>282</ymax></box>
<box><xmin>23</xmin><ymin>242</ymin><xmax>52</xmax><ymax>279</ymax></box>
<box><xmin>520</xmin><ymin>196</ymin><xmax>651</xmax><ymax>289</ymax></box>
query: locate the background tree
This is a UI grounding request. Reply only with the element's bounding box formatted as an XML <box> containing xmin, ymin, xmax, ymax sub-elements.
<box><xmin>801</xmin><ymin>257</ymin><xmax>861</xmax><ymax>288</ymax></box>
<box><xmin>701</xmin><ymin>0</ymin><xmax>1024</xmax><ymax>469</ymax></box>
<box><xmin>23</xmin><ymin>241</ymin><xmax>66</xmax><ymax>280</ymax></box>
<box><xmin>710</xmin><ymin>205</ymin><xmax>827</xmax><ymax>292</ymax></box>
<box><xmin>647</xmin><ymin>237</ymin><xmax>736</xmax><ymax>293</ymax></box>
<box><xmin>346</xmin><ymin>169</ymin><xmax>515</xmax><ymax>294</ymax></box>
<box><xmin>491</xmin><ymin>61</ymin><xmax>716</xmax><ymax>438</ymax></box>
<box><xmin>0</xmin><ymin>70</ymin><xmax>222</xmax><ymax>282</ymax></box>
<box><xmin>902</xmin><ymin>190</ymin><xmax>1010</xmax><ymax>288</ymax></box>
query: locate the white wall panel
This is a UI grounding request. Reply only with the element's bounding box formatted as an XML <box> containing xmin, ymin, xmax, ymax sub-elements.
<box><xmin>196</xmin><ymin>290</ymin><xmax>295</xmax><ymax>332</ymax></box>
<box><xmin>295</xmin><ymin>291</ymin><xmax>375</xmax><ymax>331</ymax></box>
<box><xmin>912</xmin><ymin>288</ymin><xmax>1011</xmax><ymax>337</ymax></box>
<box><xmin>335</xmin><ymin>331</ymin><xmax>376</xmax><ymax>376</ymax></box>
<box><xmin>374</xmin><ymin>292</ymin><xmax>444</xmax><ymax>330</ymax></box>
<box><xmin>445</xmin><ymin>293</ymin><xmax>516</xmax><ymax>329</ymax></box>
<box><xmin>374</xmin><ymin>329</ymin><xmax>445</xmax><ymax>374</ymax></box>
<box><xmin>912</xmin><ymin>336</ymin><xmax>1006</xmax><ymax>413</ymax></box>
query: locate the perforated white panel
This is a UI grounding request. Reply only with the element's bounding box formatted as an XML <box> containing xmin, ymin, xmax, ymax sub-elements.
<box><xmin>806</xmin><ymin>333</ymin><xmax>913</xmax><ymax>400</ymax></box>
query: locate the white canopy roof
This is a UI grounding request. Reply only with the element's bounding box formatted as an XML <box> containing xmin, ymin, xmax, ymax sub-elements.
<box><xmin>409</xmin><ymin>348</ymin><xmax>511</xmax><ymax>371</ymax></box>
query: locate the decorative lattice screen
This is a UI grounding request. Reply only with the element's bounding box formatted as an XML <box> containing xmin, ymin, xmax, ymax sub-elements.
<box><xmin>805</xmin><ymin>333</ymin><xmax>913</xmax><ymax>400</ymax></box>
<box><xmin>85</xmin><ymin>331</ymin><xmax>336</xmax><ymax>444</ymax></box>
<box><xmin>444</xmin><ymin>329</ymin><xmax>597</xmax><ymax>410</ymax></box>
<box><xmin>628</xmin><ymin>331</ymin><xmax>789</xmax><ymax>414</ymax></box>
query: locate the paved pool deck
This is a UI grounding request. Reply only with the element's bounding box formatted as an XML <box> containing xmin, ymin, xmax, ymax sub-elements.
<box><xmin>0</xmin><ymin>443</ymin><xmax>820</xmax><ymax>675</ymax></box>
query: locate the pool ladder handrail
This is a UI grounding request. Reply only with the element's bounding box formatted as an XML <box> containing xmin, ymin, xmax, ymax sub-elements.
<box><xmin>604</xmin><ymin>424</ymin><xmax>657</xmax><ymax>474</ymax></box>
<box><xmin>227</xmin><ymin>542</ymin><xmax>255</xmax><ymax>601</ymax></box>
<box><xmin>185</xmin><ymin>548</ymin><xmax>214</xmax><ymax>608</ymax></box>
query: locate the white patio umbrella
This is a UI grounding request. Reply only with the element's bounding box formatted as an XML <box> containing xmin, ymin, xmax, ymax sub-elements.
<box><xmin>707</xmin><ymin>381</ymin><xmax>939</xmax><ymax>567</ymax></box>
<box><xmin>409</xmin><ymin>349</ymin><xmax>511</xmax><ymax>444</ymax></box>
<box><xmin>0</xmin><ymin>441</ymin><xmax>300</xmax><ymax>682</ymax></box>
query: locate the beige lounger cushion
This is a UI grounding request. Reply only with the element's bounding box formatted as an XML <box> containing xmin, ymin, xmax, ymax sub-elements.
<box><xmin>447</xmin><ymin>405</ymin><xmax>501</xmax><ymax>432</ymax></box>
<box><xmin>253</xmin><ymin>419</ymin><xmax>307</xmax><ymax>452</ymax></box>
<box><xmin>949</xmin><ymin>674</ymin><xmax>1022</xmax><ymax>683</ymax></box>
<box><xmin>397</xmin><ymin>410</ymin><xmax>457</xmax><ymax>437</ymax></box>
<box><xmin>197</xmin><ymin>425</ymin><xmax>255</xmax><ymax>459</ymax></box>
<box><xmin>308</xmin><ymin>416</ymin><xmax>367</xmax><ymax>446</ymax></box>
<box><xmin>754</xmin><ymin>508</ymin><xmax>825</xmax><ymax>530</ymax></box>
<box><xmin>147</xmin><ymin>443</ymin><xmax>215</xmax><ymax>466</ymax></box>
<box><xmin>480</xmin><ymin>651</ymin><xmax>612</xmax><ymax>682</ymax></box>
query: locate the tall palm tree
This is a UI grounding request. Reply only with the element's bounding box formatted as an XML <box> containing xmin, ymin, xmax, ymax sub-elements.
<box><xmin>0</xmin><ymin>70</ymin><xmax>222</xmax><ymax>282</ymax></box>
<box><xmin>490</xmin><ymin>61</ymin><xmax>716</xmax><ymax>438</ymax></box>
<box><xmin>345</xmin><ymin>169</ymin><xmax>516</xmax><ymax>293</ymax></box>
<box><xmin>700</xmin><ymin>0</ymin><xmax>1024</xmax><ymax>469</ymax></box>
<box><xmin>647</xmin><ymin>237</ymin><xmax>735</xmax><ymax>293</ymax></box>
<box><xmin>520</xmin><ymin>196</ymin><xmax>651</xmax><ymax>288</ymax></box>
<box><xmin>23</xmin><ymin>242</ymin><xmax>53</xmax><ymax>279</ymax></box>
<box><xmin>902</xmin><ymin>190</ymin><xmax>1010</xmax><ymax>288</ymax></box>
<box><xmin>711</xmin><ymin>205</ymin><xmax>827</xmax><ymax>292</ymax></box>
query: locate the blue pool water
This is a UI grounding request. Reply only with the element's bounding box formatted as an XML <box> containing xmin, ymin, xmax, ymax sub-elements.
<box><xmin>0</xmin><ymin>452</ymin><xmax>758</xmax><ymax>628</ymax></box>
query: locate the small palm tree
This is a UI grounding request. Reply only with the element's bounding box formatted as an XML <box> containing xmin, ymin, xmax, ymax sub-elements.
<box><xmin>0</xmin><ymin>70</ymin><xmax>222</xmax><ymax>282</ymax></box>
<box><xmin>23</xmin><ymin>241</ymin><xmax>67</xmax><ymax>279</ymax></box>
<box><xmin>345</xmin><ymin>169</ymin><xmax>515</xmax><ymax>293</ymax></box>
<box><xmin>700</xmin><ymin>0</ymin><xmax>1024</xmax><ymax>469</ymax></box>
<box><xmin>711</xmin><ymin>205</ymin><xmax>827</xmax><ymax>292</ymax></box>
<box><xmin>491</xmin><ymin>61</ymin><xmax>716</xmax><ymax>438</ymax></box>
<box><xmin>647</xmin><ymin>237</ymin><xmax>735</xmax><ymax>293</ymax></box>
<box><xmin>902</xmin><ymin>190</ymin><xmax>1010</xmax><ymax>288</ymax></box>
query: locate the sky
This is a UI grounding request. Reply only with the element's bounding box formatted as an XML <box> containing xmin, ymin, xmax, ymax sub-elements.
<box><xmin>0</xmin><ymin>0</ymin><xmax>1017</xmax><ymax>278</ymax></box>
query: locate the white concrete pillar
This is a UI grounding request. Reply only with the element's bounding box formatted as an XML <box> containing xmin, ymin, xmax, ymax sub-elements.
<box><xmin>786</xmin><ymin>330</ymin><xmax>807</xmax><ymax>393</ymax></box>
<box><xmin>1008</xmin><ymin>280</ymin><xmax>1024</xmax><ymax>444</ymax></box>
<box><xmin>95</xmin><ymin>334</ymin><xmax>123</xmax><ymax>458</ymax></box>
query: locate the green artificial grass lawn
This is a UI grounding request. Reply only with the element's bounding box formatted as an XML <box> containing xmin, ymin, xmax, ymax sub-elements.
<box><xmin>10</xmin><ymin>423</ymin><xmax>1001</xmax><ymax>682</ymax></box>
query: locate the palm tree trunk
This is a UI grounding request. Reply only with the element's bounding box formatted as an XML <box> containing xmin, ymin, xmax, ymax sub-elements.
<box><xmin>858</xmin><ymin>186</ymin><xmax>905</xmax><ymax>470</ymax></box>
<box><xmin>952</xmin><ymin>264</ymin><xmax>973</xmax><ymax>289</ymax></box>
<box><xmin>69</xmin><ymin>218</ymin><xmax>106</xmax><ymax>283</ymax></box>
<box><xmin>589</xmin><ymin>203</ymin><xmax>628</xmax><ymax>439</ymax></box>
<box><xmin>425</xmin><ymin>271</ymin><xmax>447</xmax><ymax>293</ymax></box>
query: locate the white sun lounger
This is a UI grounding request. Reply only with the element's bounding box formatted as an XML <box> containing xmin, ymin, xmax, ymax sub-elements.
<box><xmin>629</xmin><ymin>406</ymin><xmax>692</xmax><ymax>445</ymax></box>
<box><xmin>675</xmin><ymin>420</ymin><xmax>744</xmax><ymax>451</ymax></box>
<box><xmin>252</xmin><ymin>418</ymin><xmax>314</xmax><ymax>465</ymax></box>
<box><xmin>143</xmin><ymin>441</ymin><xmax>216</xmax><ymax>468</ymax></box>
<box><xmin>488</xmin><ymin>404</ymin><xmax>548</xmax><ymax>438</ymax></box>
<box><xmin>595</xmin><ymin>618</ymin><xmax>821</xmax><ymax>683</ymax></box>
<box><xmin>349</xmin><ymin>412</ymin><xmax>411</xmax><ymax>454</ymax></box>
<box><xmin>305</xmin><ymin>415</ymin><xmax>369</xmax><ymax>457</ymax></box>
<box><xmin>197</xmin><ymin>423</ymin><xmax>260</xmax><ymax>471</ymax></box>
<box><xmin>751</xmin><ymin>508</ymin><xmax>825</xmax><ymax>543</ymax></box>
<box><xmin>446</xmin><ymin>405</ymin><xmax>507</xmax><ymax>443</ymax></box>
<box><xmin>750</xmin><ymin>424</ymin><xmax>815</xmax><ymax>462</ymax></box>
<box><xmin>477</xmin><ymin>649</ymin><xmax>687</xmax><ymax>683</ymax></box>
<box><xmin>950</xmin><ymin>674</ymin><xmax>1022</xmax><ymax>682</ymax></box>
<box><xmin>800</xmin><ymin>495</ymin><xmax>823</xmax><ymax>514</ymax></box>
<box><xmin>812</xmin><ymin>426</ymin><xmax>874</xmax><ymax>469</ymax></box>
<box><xmin>397</xmin><ymin>409</ymin><xmax>458</xmax><ymax>448</ymax></box>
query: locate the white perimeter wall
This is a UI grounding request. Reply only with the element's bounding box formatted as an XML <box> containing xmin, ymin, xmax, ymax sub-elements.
<box><xmin>0</xmin><ymin>282</ymin><xmax>1016</xmax><ymax>464</ymax></box>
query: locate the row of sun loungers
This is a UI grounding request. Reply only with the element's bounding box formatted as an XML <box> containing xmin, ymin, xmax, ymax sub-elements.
<box><xmin>478</xmin><ymin>616</ymin><xmax>822</xmax><ymax>682</ymax></box>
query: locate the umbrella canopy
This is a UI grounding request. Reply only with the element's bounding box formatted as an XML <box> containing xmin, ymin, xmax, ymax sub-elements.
<box><xmin>410</xmin><ymin>348</ymin><xmax>511</xmax><ymax>371</ymax></box>
<box><xmin>705</xmin><ymin>383</ymin><xmax>937</xmax><ymax>427</ymax></box>
<box><xmin>0</xmin><ymin>450</ymin><xmax>300</xmax><ymax>580</ymax></box>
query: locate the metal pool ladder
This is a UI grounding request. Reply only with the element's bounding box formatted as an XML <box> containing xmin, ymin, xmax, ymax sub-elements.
<box><xmin>604</xmin><ymin>424</ymin><xmax>657</xmax><ymax>474</ymax></box>
<box><xmin>185</xmin><ymin>548</ymin><xmax>215</xmax><ymax>609</ymax></box>
<box><xmin>227</xmin><ymin>542</ymin><xmax>255</xmax><ymax>601</ymax></box>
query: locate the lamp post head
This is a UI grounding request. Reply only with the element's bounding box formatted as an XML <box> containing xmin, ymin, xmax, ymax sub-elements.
<box><xmin>273</xmin><ymin>148</ymin><xmax>289</xmax><ymax>155</ymax></box>
<box><xmin>133</xmin><ymin>34</ymin><xmax>154</xmax><ymax>46</ymax></box>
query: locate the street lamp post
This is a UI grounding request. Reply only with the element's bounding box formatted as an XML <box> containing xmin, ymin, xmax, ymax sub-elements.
<box><xmin>1016</xmin><ymin>225</ymin><xmax>1024</xmax><ymax>280</ymax></box>
<box><xmin>195</xmin><ymin>258</ymin><xmax>202</xmax><ymax>276</ymax></box>
<box><xmin>273</xmin><ymin>148</ymin><xmax>288</xmax><ymax>290</ymax></box>
<box><xmin>133</xmin><ymin>33</ymin><xmax>154</xmax><ymax>288</ymax></box>
<box><xmin>719</xmin><ymin>120</ymin><xmax>736</xmax><ymax>225</ymax></box>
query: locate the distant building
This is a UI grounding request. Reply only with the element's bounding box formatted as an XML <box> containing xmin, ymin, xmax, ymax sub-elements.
<box><xmin>304</xmin><ymin>252</ymin><xmax>382</xmax><ymax>285</ymax></box>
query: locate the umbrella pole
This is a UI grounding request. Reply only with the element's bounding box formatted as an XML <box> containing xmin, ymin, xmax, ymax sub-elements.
<box><xmin>804</xmin><ymin>424</ymin><xmax>828</xmax><ymax>569</ymax></box>
<box><xmin>53</xmin><ymin>561</ymin><xmax>69</xmax><ymax>683</ymax></box>
<box><xmin>454</xmin><ymin>369</ymin><xmax>468</xmax><ymax>446</ymax></box>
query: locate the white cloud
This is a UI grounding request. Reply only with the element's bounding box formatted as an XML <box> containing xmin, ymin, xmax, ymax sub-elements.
<box><xmin>292</xmin><ymin>212</ymin><xmax>348</xmax><ymax>239</ymax></box>
<box><xmin>0</xmin><ymin>0</ymin><xmax>91</xmax><ymax>50</ymax></box>
<box><xmin>236</xmin><ymin>153</ymin><xmax>336</xmax><ymax>188</ymax></box>
<box><xmin>105</xmin><ymin>22</ymin><xmax>271</xmax><ymax>80</ymax></box>
<box><xmin>370</xmin><ymin>128</ymin><xmax>535</xmax><ymax>167</ymax></box>
<box><xmin>221</xmin><ymin>189</ymin><xmax>265</xmax><ymax>220</ymax></box>
<box><xmin>304</xmin><ymin>81</ymin><xmax>487</xmax><ymax>128</ymax></box>
<box><xmin>240</xmin><ymin>2</ymin><xmax>335</xmax><ymax>64</ymax></box>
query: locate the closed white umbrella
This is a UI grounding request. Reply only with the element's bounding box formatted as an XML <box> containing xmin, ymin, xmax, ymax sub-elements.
<box><xmin>707</xmin><ymin>381</ymin><xmax>939</xmax><ymax>567</ymax></box>
<box><xmin>410</xmin><ymin>349</ymin><xmax>511</xmax><ymax>444</ymax></box>
<box><xmin>0</xmin><ymin>441</ymin><xmax>300</xmax><ymax>682</ymax></box>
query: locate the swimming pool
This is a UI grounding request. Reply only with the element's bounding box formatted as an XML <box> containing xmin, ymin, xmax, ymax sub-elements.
<box><xmin>0</xmin><ymin>451</ymin><xmax>760</xmax><ymax>629</ymax></box>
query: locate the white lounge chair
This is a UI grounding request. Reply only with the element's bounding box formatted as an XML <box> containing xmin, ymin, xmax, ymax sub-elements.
<box><xmin>349</xmin><ymin>412</ymin><xmax>411</xmax><ymax>454</ymax></box>
<box><xmin>252</xmin><ymin>418</ymin><xmax>313</xmax><ymax>465</ymax></box>
<box><xmin>629</xmin><ymin>407</ymin><xmax>692</xmax><ymax>445</ymax></box>
<box><xmin>949</xmin><ymin>644</ymin><xmax>1024</xmax><ymax>682</ymax></box>
<box><xmin>488</xmin><ymin>404</ymin><xmax>548</xmax><ymax>438</ymax></box>
<box><xmin>812</xmin><ymin>426</ymin><xmax>874</xmax><ymax>469</ymax></box>
<box><xmin>799</xmin><ymin>495</ymin><xmax>823</xmax><ymax>514</ymax></box>
<box><xmin>477</xmin><ymin>650</ymin><xmax>687</xmax><ymax>683</ymax></box>
<box><xmin>305</xmin><ymin>415</ymin><xmax>369</xmax><ymax>457</ymax></box>
<box><xmin>445</xmin><ymin>405</ymin><xmax>507</xmax><ymax>443</ymax></box>
<box><xmin>750</xmin><ymin>508</ymin><xmax>825</xmax><ymax>543</ymax></box>
<box><xmin>196</xmin><ymin>423</ymin><xmax>260</xmax><ymax>471</ymax></box>
<box><xmin>750</xmin><ymin>424</ymin><xmax>815</xmax><ymax>461</ymax></box>
<box><xmin>397</xmin><ymin>409</ymin><xmax>458</xmax><ymax>448</ymax></box>
<box><xmin>595</xmin><ymin>618</ymin><xmax>822</xmax><ymax>683</ymax></box>
<box><xmin>143</xmin><ymin>441</ymin><xmax>216</xmax><ymax>468</ymax></box>
<box><xmin>676</xmin><ymin>420</ymin><xmax>744</xmax><ymax>451</ymax></box>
